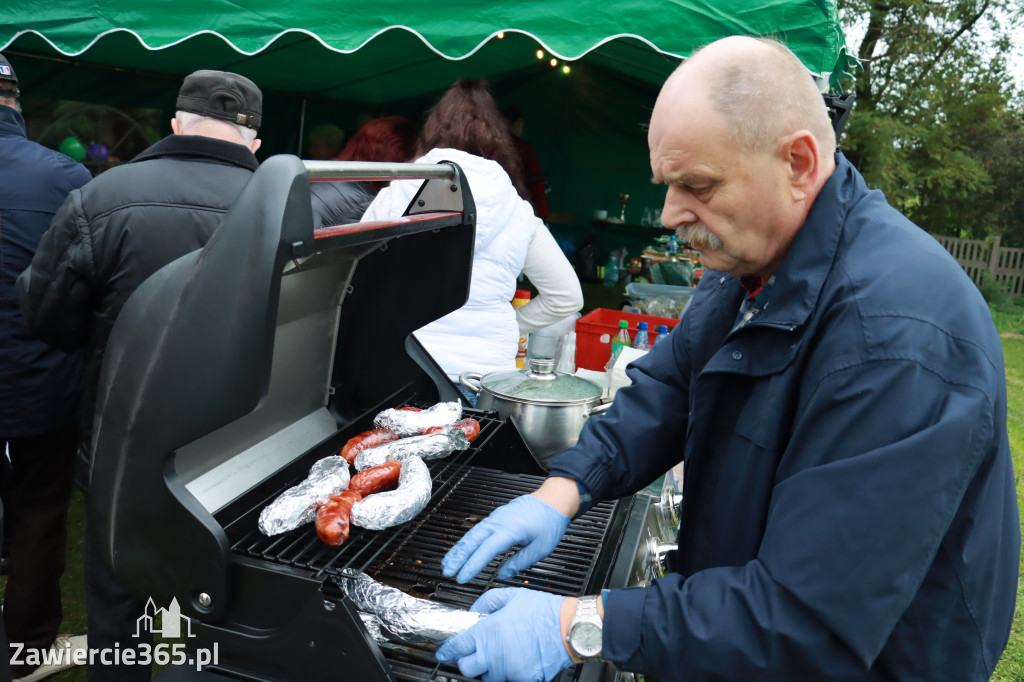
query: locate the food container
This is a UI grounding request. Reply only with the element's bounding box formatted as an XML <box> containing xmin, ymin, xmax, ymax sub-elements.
<box><xmin>459</xmin><ymin>358</ymin><xmax>609</xmax><ymax>466</ymax></box>
<box><xmin>575</xmin><ymin>308</ymin><xmax>681</xmax><ymax>371</ymax></box>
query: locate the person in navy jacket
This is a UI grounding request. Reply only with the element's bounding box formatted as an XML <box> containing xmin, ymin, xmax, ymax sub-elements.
<box><xmin>434</xmin><ymin>36</ymin><xmax>1019</xmax><ymax>682</ymax></box>
<box><xmin>0</xmin><ymin>52</ymin><xmax>92</xmax><ymax>680</ymax></box>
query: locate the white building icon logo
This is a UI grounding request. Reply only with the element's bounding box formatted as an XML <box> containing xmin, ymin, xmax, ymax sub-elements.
<box><xmin>134</xmin><ymin>597</ymin><xmax>195</xmax><ymax>638</ymax></box>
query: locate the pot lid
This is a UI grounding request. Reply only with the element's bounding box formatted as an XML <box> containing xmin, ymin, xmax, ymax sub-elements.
<box><xmin>479</xmin><ymin>358</ymin><xmax>602</xmax><ymax>403</ymax></box>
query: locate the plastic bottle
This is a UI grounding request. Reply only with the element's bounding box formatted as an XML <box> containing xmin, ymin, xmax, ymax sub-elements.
<box><xmin>665</xmin><ymin>235</ymin><xmax>679</xmax><ymax>262</ymax></box>
<box><xmin>602</xmin><ymin>256</ymin><xmax>620</xmax><ymax>287</ymax></box>
<box><xmin>632</xmin><ymin>321</ymin><xmax>650</xmax><ymax>350</ymax></box>
<box><xmin>605</xmin><ymin>320</ymin><xmax>632</xmax><ymax>370</ymax></box>
<box><xmin>512</xmin><ymin>289</ymin><xmax>531</xmax><ymax>368</ymax></box>
<box><xmin>653</xmin><ymin>324</ymin><xmax>670</xmax><ymax>345</ymax></box>
<box><xmin>556</xmin><ymin>331</ymin><xmax>577</xmax><ymax>374</ymax></box>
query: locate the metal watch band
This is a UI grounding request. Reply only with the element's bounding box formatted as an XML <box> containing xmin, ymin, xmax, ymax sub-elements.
<box><xmin>567</xmin><ymin>595</ymin><xmax>603</xmax><ymax>661</ymax></box>
<box><xmin>577</xmin><ymin>594</ymin><xmax>599</xmax><ymax>620</ymax></box>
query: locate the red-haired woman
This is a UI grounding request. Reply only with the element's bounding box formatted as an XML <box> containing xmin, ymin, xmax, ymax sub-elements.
<box><xmin>363</xmin><ymin>79</ymin><xmax>582</xmax><ymax>387</ymax></box>
<box><xmin>310</xmin><ymin>115</ymin><xmax>418</xmax><ymax>228</ymax></box>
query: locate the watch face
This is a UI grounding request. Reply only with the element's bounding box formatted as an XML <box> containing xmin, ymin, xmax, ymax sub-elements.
<box><xmin>570</xmin><ymin>621</ymin><xmax>602</xmax><ymax>658</ymax></box>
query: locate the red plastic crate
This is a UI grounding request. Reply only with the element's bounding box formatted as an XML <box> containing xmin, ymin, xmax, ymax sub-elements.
<box><xmin>575</xmin><ymin>308</ymin><xmax>681</xmax><ymax>371</ymax></box>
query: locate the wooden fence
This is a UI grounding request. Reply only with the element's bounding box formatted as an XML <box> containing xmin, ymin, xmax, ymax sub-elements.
<box><xmin>931</xmin><ymin>235</ymin><xmax>1024</xmax><ymax>298</ymax></box>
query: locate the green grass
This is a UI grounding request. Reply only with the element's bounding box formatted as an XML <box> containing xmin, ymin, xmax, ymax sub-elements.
<box><xmin>5</xmin><ymin>309</ymin><xmax>1024</xmax><ymax>681</ymax></box>
<box><xmin>992</xmin><ymin>326</ymin><xmax>1024</xmax><ymax>682</ymax></box>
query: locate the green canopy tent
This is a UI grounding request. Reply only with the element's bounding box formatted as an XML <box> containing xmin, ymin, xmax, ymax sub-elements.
<box><xmin>0</xmin><ymin>1</ymin><xmax>850</xmax><ymax>237</ymax></box>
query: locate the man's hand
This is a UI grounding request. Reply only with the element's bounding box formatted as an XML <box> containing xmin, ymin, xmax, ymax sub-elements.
<box><xmin>436</xmin><ymin>588</ymin><xmax>572</xmax><ymax>682</ymax></box>
<box><xmin>441</xmin><ymin>479</ymin><xmax>579</xmax><ymax>583</ymax></box>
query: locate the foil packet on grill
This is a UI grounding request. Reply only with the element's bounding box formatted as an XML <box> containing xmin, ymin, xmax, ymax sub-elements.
<box><xmin>353</xmin><ymin>427</ymin><xmax>470</xmax><ymax>472</ymax></box>
<box><xmin>258</xmin><ymin>455</ymin><xmax>351</xmax><ymax>536</ymax></box>
<box><xmin>351</xmin><ymin>456</ymin><xmax>431</xmax><ymax>530</ymax></box>
<box><xmin>337</xmin><ymin>569</ymin><xmax>484</xmax><ymax>646</ymax></box>
<box><xmin>373</xmin><ymin>401</ymin><xmax>462</xmax><ymax>437</ymax></box>
<box><xmin>358</xmin><ymin>611</ymin><xmax>385</xmax><ymax>643</ymax></box>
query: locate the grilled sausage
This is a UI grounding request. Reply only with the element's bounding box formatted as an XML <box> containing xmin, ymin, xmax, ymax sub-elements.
<box><xmin>351</xmin><ymin>456</ymin><xmax>432</xmax><ymax>530</ymax></box>
<box><xmin>422</xmin><ymin>418</ymin><xmax>480</xmax><ymax>442</ymax></box>
<box><xmin>340</xmin><ymin>429</ymin><xmax>398</xmax><ymax>464</ymax></box>
<box><xmin>316</xmin><ymin>490</ymin><xmax>363</xmax><ymax>545</ymax></box>
<box><xmin>349</xmin><ymin>460</ymin><xmax>402</xmax><ymax>497</ymax></box>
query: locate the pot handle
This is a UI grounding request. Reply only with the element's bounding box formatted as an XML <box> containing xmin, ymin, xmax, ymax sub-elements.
<box><xmin>459</xmin><ymin>372</ymin><xmax>483</xmax><ymax>395</ymax></box>
<box><xmin>585</xmin><ymin>401</ymin><xmax>613</xmax><ymax>418</ymax></box>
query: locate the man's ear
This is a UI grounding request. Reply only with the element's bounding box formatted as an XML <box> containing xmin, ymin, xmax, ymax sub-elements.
<box><xmin>170</xmin><ymin>118</ymin><xmax>182</xmax><ymax>135</ymax></box>
<box><xmin>249</xmin><ymin>138</ymin><xmax>262</xmax><ymax>154</ymax></box>
<box><xmin>779</xmin><ymin>130</ymin><xmax>820</xmax><ymax>201</ymax></box>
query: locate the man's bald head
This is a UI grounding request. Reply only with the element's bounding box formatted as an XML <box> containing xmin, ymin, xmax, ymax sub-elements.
<box><xmin>648</xmin><ymin>36</ymin><xmax>837</xmax><ymax>279</ymax></box>
<box><xmin>663</xmin><ymin>36</ymin><xmax>836</xmax><ymax>155</ymax></box>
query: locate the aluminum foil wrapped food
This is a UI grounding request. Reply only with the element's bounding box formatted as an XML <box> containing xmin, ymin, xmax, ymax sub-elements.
<box><xmin>373</xmin><ymin>401</ymin><xmax>462</xmax><ymax>437</ymax></box>
<box><xmin>258</xmin><ymin>456</ymin><xmax>351</xmax><ymax>536</ymax></box>
<box><xmin>338</xmin><ymin>569</ymin><xmax>485</xmax><ymax>646</ymax></box>
<box><xmin>351</xmin><ymin>456</ymin><xmax>432</xmax><ymax>530</ymax></box>
<box><xmin>358</xmin><ymin>611</ymin><xmax>385</xmax><ymax>643</ymax></box>
<box><xmin>353</xmin><ymin>427</ymin><xmax>469</xmax><ymax>472</ymax></box>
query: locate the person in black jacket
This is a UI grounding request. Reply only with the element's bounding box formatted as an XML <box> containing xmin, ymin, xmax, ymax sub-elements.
<box><xmin>16</xmin><ymin>69</ymin><xmax>263</xmax><ymax>682</ymax></box>
<box><xmin>0</xmin><ymin>51</ymin><xmax>92</xmax><ymax>682</ymax></box>
<box><xmin>310</xmin><ymin>115</ymin><xmax>418</xmax><ymax>228</ymax></box>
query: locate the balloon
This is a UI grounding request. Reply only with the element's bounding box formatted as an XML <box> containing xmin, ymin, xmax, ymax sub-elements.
<box><xmin>85</xmin><ymin>143</ymin><xmax>109</xmax><ymax>164</ymax></box>
<box><xmin>59</xmin><ymin>136</ymin><xmax>86</xmax><ymax>162</ymax></box>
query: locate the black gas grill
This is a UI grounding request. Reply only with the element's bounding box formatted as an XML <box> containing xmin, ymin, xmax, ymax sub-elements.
<box><xmin>87</xmin><ymin>157</ymin><xmax>653</xmax><ymax>682</ymax></box>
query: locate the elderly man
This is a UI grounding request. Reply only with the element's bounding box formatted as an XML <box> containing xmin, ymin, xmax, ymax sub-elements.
<box><xmin>0</xmin><ymin>51</ymin><xmax>91</xmax><ymax>682</ymax></box>
<box><xmin>17</xmin><ymin>69</ymin><xmax>263</xmax><ymax>682</ymax></box>
<box><xmin>434</xmin><ymin>36</ymin><xmax>1018</xmax><ymax>682</ymax></box>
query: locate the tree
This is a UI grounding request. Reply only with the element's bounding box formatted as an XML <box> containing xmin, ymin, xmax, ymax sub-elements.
<box><xmin>837</xmin><ymin>0</ymin><xmax>1024</xmax><ymax>243</ymax></box>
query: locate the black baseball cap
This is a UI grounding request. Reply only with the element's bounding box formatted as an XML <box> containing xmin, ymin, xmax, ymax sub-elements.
<box><xmin>0</xmin><ymin>53</ymin><xmax>17</xmax><ymax>85</ymax></box>
<box><xmin>176</xmin><ymin>69</ymin><xmax>262</xmax><ymax>130</ymax></box>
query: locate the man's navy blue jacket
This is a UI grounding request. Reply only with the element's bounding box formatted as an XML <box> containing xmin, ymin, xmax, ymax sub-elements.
<box><xmin>548</xmin><ymin>154</ymin><xmax>1019</xmax><ymax>681</ymax></box>
<box><xmin>0</xmin><ymin>105</ymin><xmax>90</xmax><ymax>437</ymax></box>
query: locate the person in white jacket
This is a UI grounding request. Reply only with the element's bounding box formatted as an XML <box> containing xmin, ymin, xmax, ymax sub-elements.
<box><xmin>362</xmin><ymin>79</ymin><xmax>582</xmax><ymax>386</ymax></box>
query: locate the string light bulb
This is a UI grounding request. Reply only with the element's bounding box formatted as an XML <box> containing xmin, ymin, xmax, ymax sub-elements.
<box><xmin>550</xmin><ymin>58</ymin><xmax>558</xmax><ymax>67</ymax></box>
<box><xmin>497</xmin><ymin>31</ymin><xmax>505</xmax><ymax>39</ymax></box>
<box><xmin>562</xmin><ymin>65</ymin><xmax>571</xmax><ymax>74</ymax></box>
<box><xmin>536</xmin><ymin>49</ymin><xmax>544</xmax><ymax>59</ymax></box>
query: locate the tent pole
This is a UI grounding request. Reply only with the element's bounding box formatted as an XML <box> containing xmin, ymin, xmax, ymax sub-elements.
<box><xmin>297</xmin><ymin>96</ymin><xmax>308</xmax><ymax>157</ymax></box>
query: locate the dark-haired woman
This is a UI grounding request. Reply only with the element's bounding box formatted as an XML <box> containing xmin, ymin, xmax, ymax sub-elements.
<box><xmin>311</xmin><ymin>116</ymin><xmax>418</xmax><ymax>228</ymax></box>
<box><xmin>363</xmin><ymin>80</ymin><xmax>582</xmax><ymax>383</ymax></box>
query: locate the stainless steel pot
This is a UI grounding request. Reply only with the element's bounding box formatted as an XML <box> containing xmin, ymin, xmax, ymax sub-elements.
<box><xmin>460</xmin><ymin>358</ymin><xmax>610</xmax><ymax>467</ymax></box>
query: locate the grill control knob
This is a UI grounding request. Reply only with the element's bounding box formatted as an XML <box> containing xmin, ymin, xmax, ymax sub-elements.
<box><xmin>645</xmin><ymin>537</ymin><xmax>679</xmax><ymax>580</ymax></box>
<box><xmin>655</xmin><ymin>479</ymin><xmax>682</xmax><ymax>542</ymax></box>
<box><xmin>197</xmin><ymin>593</ymin><xmax>212</xmax><ymax>608</ymax></box>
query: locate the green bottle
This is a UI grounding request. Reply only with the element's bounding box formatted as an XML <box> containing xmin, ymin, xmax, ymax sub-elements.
<box><xmin>606</xmin><ymin>320</ymin><xmax>632</xmax><ymax>370</ymax></box>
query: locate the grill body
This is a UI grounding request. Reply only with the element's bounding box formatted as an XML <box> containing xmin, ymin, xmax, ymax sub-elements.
<box><xmin>88</xmin><ymin>158</ymin><xmax>652</xmax><ymax>681</ymax></box>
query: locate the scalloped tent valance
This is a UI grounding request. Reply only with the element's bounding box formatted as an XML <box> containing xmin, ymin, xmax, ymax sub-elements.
<box><xmin>1</xmin><ymin>0</ymin><xmax>849</xmax><ymax>101</ymax></box>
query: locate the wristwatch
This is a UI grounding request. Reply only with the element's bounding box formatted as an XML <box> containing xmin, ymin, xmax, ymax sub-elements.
<box><xmin>566</xmin><ymin>595</ymin><xmax>603</xmax><ymax>661</ymax></box>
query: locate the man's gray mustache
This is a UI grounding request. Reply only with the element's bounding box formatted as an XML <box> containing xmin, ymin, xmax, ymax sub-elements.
<box><xmin>678</xmin><ymin>223</ymin><xmax>723</xmax><ymax>250</ymax></box>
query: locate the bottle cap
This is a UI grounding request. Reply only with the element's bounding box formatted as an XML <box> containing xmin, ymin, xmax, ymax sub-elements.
<box><xmin>618</xmin><ymin>320</ymin><xmax>628</xmax><ymax>328</ymax></box>
<box><xmin>657</xmin><ymin>325</ymin><xmax>669</xmax><ymax>332</ymax></box>
<box><xmin>637</xmin><ymin>322</ymin><xmax>648</xmax><ymax>330</ymax></box>
<box><xmin>514</xmin><ymin>289</ymin><xmax>531</xmax><ymax>300</ymax></box>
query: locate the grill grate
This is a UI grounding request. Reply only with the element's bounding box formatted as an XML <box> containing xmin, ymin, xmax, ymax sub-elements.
<box><xmin>226</xmin><ymin>413</ymin><xmax>616</xmax><ymax>606</ymax></box>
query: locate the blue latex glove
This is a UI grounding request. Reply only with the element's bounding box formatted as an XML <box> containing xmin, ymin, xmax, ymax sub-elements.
<box><xmin>442</xmin><ymin>494</ymin><xmax>570</xmax><ymax>583</ymax></box>
<box><xmin>436</xmin><ymin>588</ymin><xmax>572</xmax><ymax>682</ymax></box>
